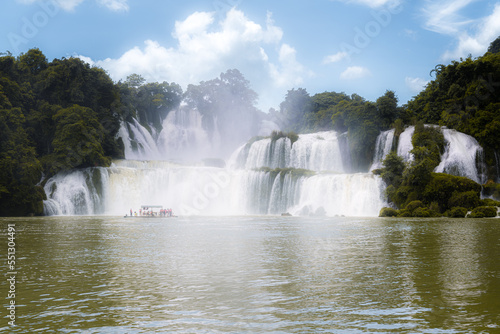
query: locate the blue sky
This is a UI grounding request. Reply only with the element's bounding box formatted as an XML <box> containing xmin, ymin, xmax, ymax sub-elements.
<box><xmin>1</xmin><ymin>0</ymin><xmax>500</xmax><ymax>111</ymax></box>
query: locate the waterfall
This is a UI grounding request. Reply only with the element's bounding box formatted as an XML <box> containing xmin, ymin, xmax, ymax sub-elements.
<box><xmin>372</xmin><ymin>125</ymin><xmax>486</xmax><ymax>183</ymax></box>
<box><xmin>43</xmin><ymin>164</ymin><xmax>385</xmax><ymax>217</ymax></box>
<box><xmin>118</xmin><ymin>119</ymin><xmax>161</xmax><ymax>160</ymax></box>
<box><xmin>231</xmin><ymin>131</ymin><xmax>346</xmax><ymax>172</ymax></box>
<box><xmin>370</xmin><ymin>129</ymin><xmax>395</xmax><ymax>171</ymax></box>
<box><xmin>397</xmin><ymin>126</ymin><xmax>415</xmax><ymax>162</ymax></box>
<box><xmin>43</xmin><ymin>168</ymin><xmax>109</xmax><ymax>215</ymax></box>
<box><xmin>435</xmin><ymin>128</ymin><xmax>485</xmax><ymax>183</ymax></box>
<box><xmin>43</xmin><ymin>129</ymin><xmax>387</xmax><ymax>217</ymax></box>
<box><xmin>157</xmin><ymin>106</ymin><xmax>215</xmax><ymax>161</ymax></box>
<box><xmin>45</xmin><ymin>121</ymin><xmax>491</xmax><ymax>217</ymax></box>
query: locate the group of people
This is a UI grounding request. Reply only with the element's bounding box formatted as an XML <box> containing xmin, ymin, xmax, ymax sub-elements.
<box><xmin>159</xmin><ymin>208</ymin><xmax>174</xmax><ymax>217</ymax></box>
<box><xmin>127</xmin><ymin>208</ymin><xmax>174</xmax><ymax>217</ymax></box>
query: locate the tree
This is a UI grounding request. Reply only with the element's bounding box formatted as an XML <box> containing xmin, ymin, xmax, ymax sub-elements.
<box><xmin>0</xmin><ymin>107</ymin><xmax>45</xmax><ymax>216</ymax></box>
<box><xmin>278</xmin><ymin>88</ymin><xmax>312</xmax><ymax>132</ymax></box>
<box><xmin>125</xmin><ymin>73</ymin><xmax>146</xmax><ymax>88</ymax></box>
<box><xmin>375</xmin><ymin>90</ymin><xmax>399</xmax><ymax>129</ymax></box>
<box><xmin>487</xmin><ymin>36</ymin><xmax>500</xmax><ymax>54</ymax></box>
<box><xmin>49</xmin><ymin>105</ymin><xmax>110</xmax><ymax>173</ymax></box>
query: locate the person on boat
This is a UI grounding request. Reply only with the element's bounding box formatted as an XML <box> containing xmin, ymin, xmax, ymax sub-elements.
<box><xmin>130</xmin><ymin>209</ymin><xmax>132</xmax><ymax>216</ymax></box>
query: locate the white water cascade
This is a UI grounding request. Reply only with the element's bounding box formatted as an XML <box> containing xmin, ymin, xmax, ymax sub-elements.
<box><xmin>370</xmin><ymin>126</ymin><xmax>486</xmax><ymax>183</ymax></box>
<box><xmin>435</xmin><ymin>128</ymin><xmax>486</xmax><ymax>183</ymax></box>
<box><xmin>370</xmin><ymin>129</ymin><xmax>395</xmax><ymax>171</ymax></box>
<box><xmin>231</xmin><ymin>131</ymin><xmax>349</xmax><ymax>172</ymax></box>
<box><xmin>44</xmin><ymin>130</ymin><xmax>386</xmax><ymax>217</ymax></box>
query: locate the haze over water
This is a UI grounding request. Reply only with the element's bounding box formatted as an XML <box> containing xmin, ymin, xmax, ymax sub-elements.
<box><xmin>2</xmin><ymin>215</ymin><xmax>499</xmax><ymax>333</ymax></box>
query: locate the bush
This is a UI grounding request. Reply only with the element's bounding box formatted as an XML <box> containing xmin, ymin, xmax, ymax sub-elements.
<box><xmin>270</xmin><ymin>130</ymin><xmax>299</xmax><ymax>145</ymax></box>
<box><xmin>397</xmin><ymin>209</ymin><xmax>412</xmax><ymax>217</ymax></box>
<box><xmin>412</xmin><ymin>207</ymin><xmax>433</xmax><ymax>217</ymax></box>
<box><xmin>379</xmin><ymin>207</ymin><xmax>398</xmax><ymax>217</ymax></box>
<box><xmin>468</xmin><ymin>206</ymin><xmax>498</xmax><ymax>218</ymax></box>
<box><xmin>480</xmin><ymin>198</ymin><xmax>500</xmax><ymax>207</ymax></box>
<box><xmin>405</xmin><ymin>200</ymin><xmax>424</xmax><ymax>212</ymax></box>
<box><xmin>482</xmin><ymin>180</ymin><xmax>500</xmax><ymax>200</ymax></box>
<box><xmin>423</xmin><ymin>173</ymin><xmax>481</xmax><ymax>212</ymax></box>
<box><xmin>445</xmin><ymin>207</ymin><xmax>468</xmax><ymax>218</ymax></box>
<box><xmin>448</xmin><ymin>190</ymin><xmax>480</xmax><ymax>210</ymax></box>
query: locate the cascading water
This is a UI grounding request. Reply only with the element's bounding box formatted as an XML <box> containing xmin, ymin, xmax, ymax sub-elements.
<box><xmin>370</xmin><ymin>129</ymin><xmax>395</xmax><ymax>171</ymax></box>
<box><xmin>231</xmin><ymin>131</ymin><xmax>348</xmax><ymax>172</ymax></box>
<box><xmin>370</xmin><ymin>125</ymin><xmax>486</xmax><ymax>183</ymax></box>
<box><xmin>118</xmin><ymin>119</ymin><xmax>161</xmax><ymax>160</ymax></box>
<box><xmin>43</xmin><ymin>130</ymin><xmax>387</xmax><ymax>217</ymax></box>
<box><xmin>157</xmin><ymin>106</ymin><xmax>216</xmax><ymax>161</ymax></box>
<box><xmin>435</xmin><ymin>128</ymin><xmax>486</xmax><ymax>183</ymax></box>
<box><xmin>397</xmin><ymin>126</ymin><xmax>415</xmax><ymax>163</ymax></box>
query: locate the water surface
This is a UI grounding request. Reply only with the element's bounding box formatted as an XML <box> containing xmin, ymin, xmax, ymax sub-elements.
<box><xmin>1</xmin><ymin>216</ymin><xmax>499</xmax><ymax>333</ymax></box>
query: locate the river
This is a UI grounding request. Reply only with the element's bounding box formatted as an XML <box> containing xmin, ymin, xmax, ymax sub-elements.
<box><xmin>1</xmin><ymin>216</ymin><xmax>499</xmax><ymax>333</ymax></box>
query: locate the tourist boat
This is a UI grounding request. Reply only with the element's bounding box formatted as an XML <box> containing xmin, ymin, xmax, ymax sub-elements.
<box><xmin>124</xmin><ymin>205</ymin><xmax>176</xmax><ymax>218</ymax></box>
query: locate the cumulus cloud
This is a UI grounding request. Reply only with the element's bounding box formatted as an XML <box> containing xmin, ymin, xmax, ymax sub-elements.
<box><xmin>97</xmin><ymin>0</ymin><xmax>128</xmax><ymax>11</ymax></box>
<box><xmin>82</xmin><ymin>8</ymin><xmax>311</xmax><ymax>110</ymax></box>
<box><xmin>340</xmin><ymin>66</ymin><xmax>371</xmax><ymax>80</ymax></box>
<box><xmin>17</xmin><ymin>0</ymin><xmax>128</xmax><ymax>12</ymax></box>
<box><xmin>442</xmin><ymin>4</ymin><xmax>500</xmax><ymax>59</ymax></box>
<box><xmin>422</xmin><ymin>1</ymin><xmax>500</xmax><ymax>60</ymax></box>
<box><xmin>332</xmin><ymin>0</ymin><xmax>401</xmax><ymax>9</ymax></box>
<box><xmin>405</xmin><ymin>77</ymin><xmax>429</xmax><ymax>93</ymax></box>
<box><xmin>323</xmin><ymin>51</ymin><xmax>348</xmax><ymax>64</ymax></box>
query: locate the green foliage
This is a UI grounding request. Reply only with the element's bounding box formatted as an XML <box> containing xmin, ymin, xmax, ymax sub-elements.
<box><xmin>274</xmin><ymin>88</ymin><xmax>312</xmax><ymax>132</ymax></box>
<box><xmin>412</xmin><ymin>207</ymin><xmax>434</xmax><ymax>217</ymax></box>
<box><xmin>374</xmin><ymin>151</ymin><xmax>405</xmax><ymax>189</ymax></box>
<box><xmin>379</xmin><ymin>207</ymin><xmax>398</xmax><ymax>217</ymax></box>
<box><xmin>448</xmin><ymin>190</ymin><xmax>480</xmax><ymax>210</ymax></box>
<box><xmin>0</xmin><ymin>49</ymin><xmax>134</xmax><ymax>216</ymax></box>
<box><xmin>50</xmin><ymin>105</ymin><xmax>110</xmax><ymax>173</ymax></box>
<box><xmin>405</xmin><ymin>200</ymin><xmax>425</xmax><ymax>212</ymax></box>
<box><xmin>406</xmin><ymin>51</ymin><xmax>500</xmax><ymax>178</ymax></box>
<box><xmin>272</xmin><ymin>88</ymin><xmax>401</xmax><ymax>171</ymax></box>
<box><xmin>184</xmin><ymin>69</ymin><xmax>261</xmax><ymax>144</ymax></box>
<box><xmin>480</xmin><ymin>198</ymin><xmax>500</xmax><ymax>206</ymax></box>
<box><xmin>119</xmin><ymin>78</ymin><xmax>182</xmax><ymax>131</ymax></box>
<box><xmin>488</xmin><ymin>36</ymin><xmax>500</xmax><ymax>54</ymax></box>
<box><xmin>270</xmin><ymin>130</ymin><xmax>299</xmax><ymax>145</ymax></box>
<box><xmin>0</xmin><ymin>107</ymin><xmax>44</xmax><ymax>216</ymax></box>
<box><xmin>482</xmin><ymin>180</ymin><xmax>500</xmax><ymax>200</ymax></box>
<box><xmin>423</xmin><ymin>173</ymin><xmax>481</xmax><ymax>212</ymax></box>
<box><xmin>468</xmin><ymin>206</ymin><xmax>498</xmax><ymax>218</ymax></box>
<box><xmin>445</xmin><ymin>207</ymin><xmax>468</xmax><ymax>218</ymax></box>
<box><xmin>256</xmin><ymin>167</ymin><xmax>316</xmax><ymax>180</ymax></box>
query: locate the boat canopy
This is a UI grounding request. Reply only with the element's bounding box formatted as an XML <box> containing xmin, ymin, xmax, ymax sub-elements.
<box><xmin>141</xmin><ymin>205</ymin><xmax>163</xmax><ymax>209</ymax></box>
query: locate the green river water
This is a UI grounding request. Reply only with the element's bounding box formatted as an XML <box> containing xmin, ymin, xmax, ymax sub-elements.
<box><xmin>1</xmin><ymin>216</ymin><xmax>500</xmax><ymax>333</ymax></box>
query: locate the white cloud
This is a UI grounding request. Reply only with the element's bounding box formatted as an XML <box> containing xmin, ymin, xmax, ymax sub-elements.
<box><xmin>82</xmin><ymin>8</ymin><xmax>311</xmax><ymax>111</ymax></box>
<box><xmin>405</xmin><ymin>77</ymin><xmax>429</xmax><ymax>93</ymax></box>
<box><xmin>323</xmin><ymin>51</ymin><xmax>348</xmax><ymax>64</ymax></box>
<box><xmin>332</xmin><ymin>0</ymin><xmax>401</xmax><ymax>9</ymax></box>
<box><xmin>340</xmin><ymin>66</ymin><xmax>371</xmax><ymax>80</ymax></box>
<box><xmin>17</xmin><ymin>0</ymin><xmax>128</xmax><ymax>12</ymax></box>
<box><xmin>422</xmin><ymin>0</ymin><xmax>476</xmax><ymax>35</ymax></box>
<box><xmin>97</xmin><ymin>0</ymin><xmax>128</xmax><ymax>11</ymax></box>
<box><xmin>422</xmin><ymin>0</ymin><xmax>500</xmax><ymax>60</ymax></box>
<box><xmin>442</xmin><ymin>4</ymin><xmax>500</xmax><ymax>59</ymax></box>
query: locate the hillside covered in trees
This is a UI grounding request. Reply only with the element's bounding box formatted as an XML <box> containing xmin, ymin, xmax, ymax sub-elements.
<box><xmin>1</xmin><ymin>36</ymin><xmax>500</xmax><ymax>216</ymax></box>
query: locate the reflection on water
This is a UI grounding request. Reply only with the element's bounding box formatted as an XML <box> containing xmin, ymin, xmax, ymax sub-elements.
<box><xmin>1</xmin><ymin>216</ymin><xmax>500</xmax><ymax>333</ymax></box>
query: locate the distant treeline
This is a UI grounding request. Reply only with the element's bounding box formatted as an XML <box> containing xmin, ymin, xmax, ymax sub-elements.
<box><xmin>1</xmin><ymin>36</ymin><xmax>500</xmax><ymax>216</ymax></box>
